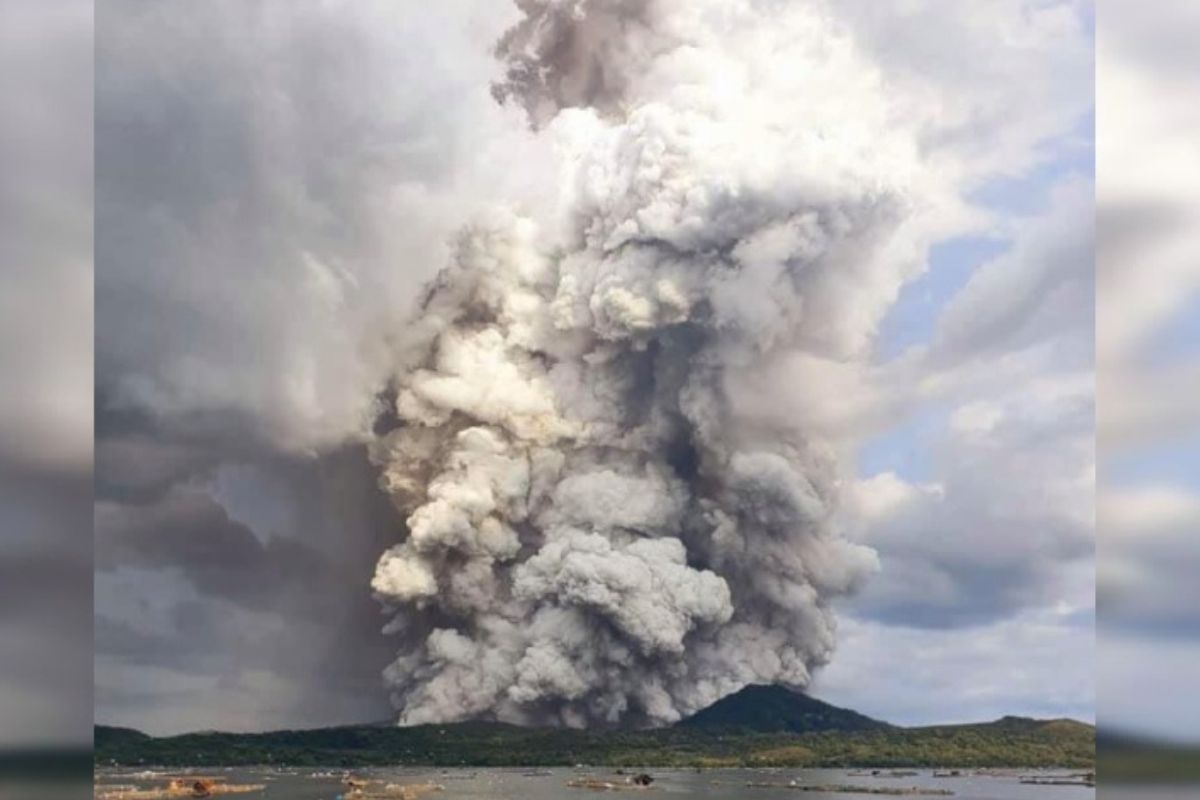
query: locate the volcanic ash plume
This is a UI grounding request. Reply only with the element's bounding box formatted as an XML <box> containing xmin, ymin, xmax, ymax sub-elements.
<box><xmin>370</xmin><ymin>0</ymin><xmax>919</xmax><ymax>727</ymax></box>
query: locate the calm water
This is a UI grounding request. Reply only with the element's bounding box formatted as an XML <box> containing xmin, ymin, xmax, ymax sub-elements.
<box><xmin>96</xmin><ymin>766</ymin><xmax>1096</xmax><ymax>800</ymax></box>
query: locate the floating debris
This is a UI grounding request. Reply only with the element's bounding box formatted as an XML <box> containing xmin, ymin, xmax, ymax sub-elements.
<box><xmin>1019</xmin><ymin>772</ymin><xmax>1095</xmax><ymax>787</ymax></box>
<box><xmin>339</xmin><ymin>777</ymin><xmax>443</xmax><ymax>800</ymax></box>
<box><xmin>566</xmin><ymin>775</ymin><xmax>655</xmax><ymax>791</ymax></box>
<box><xmin>374</xmin><ymin>782</ymin><xmax>444</xmax><ymax>799</ymax></box>
<box><xmin>95</xmin><ymin>777</ymin><xmax>264</xmax><ymax>800</ymax></box>
<box><xmin>435</xmin><ymin>772</ymin><xmax>476</xmax><ymax>781</ymax></box>
<box><xmin>737</xmin><ymin>781</ymin><xmax>953</xmax><ymax>796</ymax></box>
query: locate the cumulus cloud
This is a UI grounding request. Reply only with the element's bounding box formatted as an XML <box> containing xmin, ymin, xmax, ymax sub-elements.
<box><xmin>831</xmin><ymin>0</ymin><xmax>1092</xmax><ymax>181</ymax></box>
<box><xmin>844</xmin><ymin>375</ymin><xmax>1094</xmax><ymax>629</ymax></box>
<box><xmin>365</xmin><ymin>0</ymin><xmax>917</xmax><ymax>727</ymax></box>
<box><xmin>834</xmin><ymin>168</ymin><xmax>1095</xmax><ymax>630</ymax></box>
<box><xmin>365</xmin><ymin>0</ymin><xmax>1090</xmax><ymax>727</ymax></box>
<box><xmin>94</xmin><ymin>0</ymin><xmax>1094</xmax><ymax>732</ymax></box>
<box><xmin>929</xmin><ymin>179</ymin><xmax>1094</xmax><ymax>368</ymax></box>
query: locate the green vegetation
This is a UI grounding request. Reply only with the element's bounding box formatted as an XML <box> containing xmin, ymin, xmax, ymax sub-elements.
<box><xmin>94</xmin><ymin>716</ymin><xmax>1093</xmax><ymax>770</ymax></box>
<box><xmin>94</xmin><ymin>687</ymin><xmax>1093</xmax><ymax>769</ymax></box>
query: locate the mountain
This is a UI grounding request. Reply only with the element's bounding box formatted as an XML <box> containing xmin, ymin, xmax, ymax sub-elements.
<box><xmin>94</xmin><ymin>725</ymin><xmax>150</xmax><ymax>748</ymax></box>
<box><xmin>677</xmin><ymin>684</ymin><xmax>889</xmax><ymax>733</ymax></box>
<box><xmin>93</xmin><ymin>690</ymin><xmax>1094</xmax><ymax>769</ymax></box>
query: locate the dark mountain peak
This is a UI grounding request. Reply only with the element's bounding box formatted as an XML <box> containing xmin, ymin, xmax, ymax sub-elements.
<box><xmin>676</xmin><ymin>684</ymin><xmax>890</xmax><ymax>733</ymax></box>
<box><xmin>998</xmin><ymin>715</ymin><xmax>1037</xmax><ymax>725</ymax></box>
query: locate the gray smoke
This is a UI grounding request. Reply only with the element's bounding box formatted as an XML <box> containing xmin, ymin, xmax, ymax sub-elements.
<box><xmin>369</xmin><ymin>0</ymin><xmax>929</xmax><ymax>727</ymax></box>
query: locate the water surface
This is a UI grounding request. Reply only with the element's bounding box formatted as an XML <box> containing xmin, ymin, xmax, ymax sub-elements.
<box><xmin>96</xmin><ymin>766</ymin><xmax>1095</xmax><ymax>800</ymax></box>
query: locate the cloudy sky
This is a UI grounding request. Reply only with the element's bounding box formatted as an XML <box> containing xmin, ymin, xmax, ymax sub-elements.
<box><xmin>1094</xmin><ymin>0</ymin><xmax>1200</xmax><ymax>743</ymax></box>
<box><xmin>0</xmin><ymin>0</ymin><xmax>93</xmax><ymax>747</ymax></box>
<box><xmin>94</xmin><ymin>0</ymin><xmax>1096</xmax><ymax>734</ymax></box>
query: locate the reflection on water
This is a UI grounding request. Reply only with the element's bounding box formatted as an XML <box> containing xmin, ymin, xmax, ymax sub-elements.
<box><xmin>95</xmin><ymin>767</ymin><xmax>1096</xmax><ymax>800</ymax></box>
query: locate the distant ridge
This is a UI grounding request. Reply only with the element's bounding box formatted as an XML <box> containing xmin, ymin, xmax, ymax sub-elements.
<box><xmin>93</xmin><ymin>687</ymin><xmax>1094</xmax><ymax>769</ymax></box>
<box><xmin>677</xmin><ymin>684</ymin><xmax>890</xmax><ymax>733</ymax></box>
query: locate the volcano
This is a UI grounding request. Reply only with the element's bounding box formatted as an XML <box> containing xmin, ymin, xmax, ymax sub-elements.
<box><xmin>676</xmin><ymin>684</ymin><xmax>891</xmax><ymax>733</ymax></box>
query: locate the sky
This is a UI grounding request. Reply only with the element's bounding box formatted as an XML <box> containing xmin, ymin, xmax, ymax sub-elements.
<box><xmin>816</xmin><ymin>115</ymin><xmax>1096</xmax><ymax>726</ymax></box>
<box><xmin>93</xmin><ymin>0</ymin><xmax>1098</xmax><ymax>734</ymax></box>
<box><xmin>816</xmin><ymin>169</ymin><xmax>1095</xmax><ymax>726</ymax></box>
<box><xmin>1093</xmin><ymin>0</ymin><xmax>1200</xmax><ymax>743</ymax></box>
<box><xmin>0</xmin><ymin>0</ymin><xmax>93</xmax><ymax>747</ymax></box>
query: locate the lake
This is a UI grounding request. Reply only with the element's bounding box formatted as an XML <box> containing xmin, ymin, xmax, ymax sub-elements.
<box><xmin>95</xmin><ymin>766</ymin><xmax>1095</xmax><ymax>800</ymax></box>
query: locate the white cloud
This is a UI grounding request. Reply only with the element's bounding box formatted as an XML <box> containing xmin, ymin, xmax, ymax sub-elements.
<box><xmin>842</xmin><ymin>178</ymin><xmax>1095</xmax><ymax>631</ymax></box>
<box><xmin>93</xmin><ymin>0</ymin><xmax>1096</xmax><ymax>730</ymax></box>
<box><xmin>929</xmin><ymin>178</ymin><xmax>1093</xmax><ymax>367</ymax></box>
<box><xmin>816</xmin><ymin>605</ymin><xmax>1094</xmax><ymax>726</ymax></box>
<box><xmin>830</xmin><ymin>0</ymin><xmax>1092</xmax><ymax>182</ymax></box>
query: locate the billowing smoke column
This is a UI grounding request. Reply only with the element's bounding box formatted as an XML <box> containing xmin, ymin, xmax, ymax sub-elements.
<box><xmin>371</xmin><ymin>0</ymin><xmax>915</xmax><ymax>727</ymax></box>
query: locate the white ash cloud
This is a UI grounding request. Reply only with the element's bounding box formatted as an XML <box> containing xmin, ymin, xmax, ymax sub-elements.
<box><xmin>363</xmin><ymin>0</ymin><xmax>974</xmax><ymax>728</ymax></box>
<box><xmin>91</xmin><ymin>0</ymin><xmax>1093</xmax><ymax>733</ymax></box>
